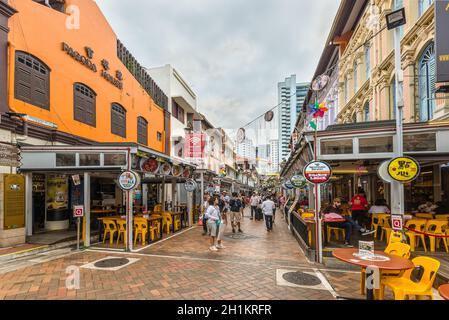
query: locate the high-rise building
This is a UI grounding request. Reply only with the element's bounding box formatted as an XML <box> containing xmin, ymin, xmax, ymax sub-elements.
<box><xmin>236</xmin><ymin>138</ymin><xmax>256</xmax><ymax>164</ymax></box>
<box><xmin>255</xmin><ymin>144</ymin><xmax>271</xmax><ymax>175</ymax></box>
<box><xmin>269</xmin><ymin>139</ymin><xmax>279</xmax><ymax>173</ymax></box>
<box><xmin>278</xmin><ymin>75</ymin><xmax>309</xmax><ymax>162</ymax></box>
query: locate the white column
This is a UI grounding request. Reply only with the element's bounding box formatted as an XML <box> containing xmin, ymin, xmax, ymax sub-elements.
<box><xmin>126</xmin><ymin>190</ymin><xmax>134</xmax><ymax>252</ymax></box>
<box><xmin>142</xmin><ymin>184</ymin><xmax>148</xmax><ymax>212</ymax></box>
<box><xmin>25</xmin><ymin>173</ymin><xmax>33</xmax><ymax>236</ymax></box>
<box><xmin>187</xmin><ymin>191</ymin><xmax>193</xmax><ymax>227</ymax></box>
<box><xmin>161</xmin><ymin>177</ymin><xmax>166</xmax><ymax>211</ymax></box>
<box><xmin>172</xmin><ymin>178</ymin><xmax>177</xmax><ymax>210</ymax></box>
<box><xmin>83</xmin><ymin>172</ymin><xmax>90</xmax><ymax>247</ymax></box>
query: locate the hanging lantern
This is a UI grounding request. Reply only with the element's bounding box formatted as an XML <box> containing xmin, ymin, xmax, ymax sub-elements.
<box><xmin>264</xmin><ymin>111</ymin><xmax>274</xmax><ymax>122</ymax></box>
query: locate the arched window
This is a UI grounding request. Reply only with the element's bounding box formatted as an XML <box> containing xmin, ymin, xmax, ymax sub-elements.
<box><xmin>137</xmin><ymin>116</ymin><xmax>148</xmax><ymax>145</ymax></box>
<box><xmin>419</xmin><ymin>0</ymin><xmax>433</xmax><ymax>17</ymax></box>
<box><xmin>364</xmin><ymin>102</ymin><xmax>370</xmax><ymax>122</ymax></box>
<box><xmin>15</xmin><ymin>51</ymin><xmax>50</xmax><ymax>110</ymax></box>
<box><xmin>74</xmin><ymin>83</ymin><xmax>96</xmax><ymax>127</ymax></box>
<box><xmin>353</xmin><ymin>61</ymin><xmax>358</xmax><ymax>93</ymax></box>
<box><xmin>111</xmin><ymin>103</ymin><xmax>127</xmax><ymax>138</ymax></box>
<box><xmin>419</xmin><ymin>43</ymin><xmax>436</xmax><ymax>122</ymax></box>
<box><xmin>365</xmin><ymin>45</ymin><xmax>371</xmax><ymax>79</ymax></box>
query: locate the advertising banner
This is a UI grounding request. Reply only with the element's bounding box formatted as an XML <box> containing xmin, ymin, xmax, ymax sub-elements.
<box><xmin>435</xmin><ymin>0</ymin><xmax>449</xmax><ymax>83</ymax></box>
<box><xmin>185</xmin><ymin>133</ymin><xmax>206</xmax><ymax>159</ymax></box>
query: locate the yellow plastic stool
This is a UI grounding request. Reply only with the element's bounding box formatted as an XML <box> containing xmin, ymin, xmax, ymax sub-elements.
<box><xmin>327</xmin><ymin>227</ymin><xmax>345</xmax><ymax>242</ymax></box>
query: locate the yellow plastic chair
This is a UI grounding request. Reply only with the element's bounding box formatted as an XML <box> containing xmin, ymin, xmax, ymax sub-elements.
<box><xmin>149</xmin><ymin>217</ymin><xmax>162</xmax><ymax>239</ymax></box>
<box><xmin>302</xmin><ymin>212</ymin><xmax>315</xmax><ymax>219</ymax></box>
<box><xmin>371</xmin><ymin>213</ymin><xmax>389</xmax><ymax>239</ymax></box>
<box><xmin>415</xmin><ymin>213</ymin><xmax>434</xmax><ymax>219</ymax></box>
<box><xmin>161</xmin><ymin>212</ymin><xmax>173</xmax><ymax>235</ymax></box>
<box><xmin>435</xmin><ymin>214</ymin><xmax>449</xmax><ymax>221</ymax></box>
<box><xmin>327</xmin><ymin>227</ymin><xmax>345</xmax><ymax>243</ymax></box>
<box><xmin>360</xmin><ymin>242</ymin><xmax>411</xmax><ymax>296</ymax></box>
<box><xmin>102</xmin><ymin>219</ymin><xmax>118</xmax><ymax>245</ymax></box>
<box><xmin>134</xmin><ymin>217</ymin><xmax>149</xmax><ymax>246</ymax></box>
<box><xmin>405</xmin><ymin>219</ymin><xmax>428</xmax><ymax>252</ymax></box>
<box><xmin>154</xmin><ymin>204</ymin><xmax>162</xmax><ymax>213</ymax></box>
<box><xmin>380</xmin><ymin>216</ymin><xmax>392</xmax><ymax>242</ymax></box>
<box><xmin>379</xmin><ymin>256</ymin><xmax>440</xmax><ymax>300</ymax></box>
<box><xmin>174</xmin><ymin>215</ymin><xmax>181</xmax><ymax>232</ymax></box>
<box><xmin>116</xmin><ymin>219</ymin><xmax>127</xmax><ymax>245</ymax></box>
<box><xmin>425</xmin><ymin>220</ymin><xmax>448</xmax><ymax>253</ymax></box>
<box><xmin>388</xmin><ymin>231</ymin><xmax>406</xmax><ymax>245</ymax></box>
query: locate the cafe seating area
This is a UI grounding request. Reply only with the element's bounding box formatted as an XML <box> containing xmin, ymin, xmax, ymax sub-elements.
<box><xmin>94</xmin><ymin>205</ymin><xmax>185</xmax><ymax>249</ymax></box>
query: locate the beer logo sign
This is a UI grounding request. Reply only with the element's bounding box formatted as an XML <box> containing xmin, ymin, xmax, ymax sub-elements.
<box><xmin>290</xmin><ymin>175</ymin><xmax>307</xmax><ymax>188</ymax></box>
<box><xmin>303</xmin><ymin>161</ymin><xmax>332</xmax><ymax>184</ymax></box>
<box><xmin>387</xmin><ymin>157</ymin><xmax>420</xmax><ymax>183</ymax></box>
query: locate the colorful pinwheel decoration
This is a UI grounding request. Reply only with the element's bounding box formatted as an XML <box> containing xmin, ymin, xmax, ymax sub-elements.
<box><xmin>309</xmin><ymin>102</ymin><xmax>328</xmax><ymax>119</ymax></box>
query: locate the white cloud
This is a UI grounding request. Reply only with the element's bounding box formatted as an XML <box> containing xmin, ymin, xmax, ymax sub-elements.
<box><xmin>96</xmin><ymin>0</ymin><xmax>339</xmax><ymax>129</ymax></box>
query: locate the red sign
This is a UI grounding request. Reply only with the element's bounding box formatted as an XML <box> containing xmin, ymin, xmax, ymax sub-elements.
<box><xmin>184</xmin><ymin>133</ymin><xmax>206</xmax><ymax>159</ymax></box>
<box><xmin>392</xmin><ymin>215</ymin><xmax>403</xmax><ymax>231</ymax></box>
<box><xmin>303</xmin><ymin>161</ymin><xmax>332</xmax><ymax>184</ymax></box>
<box><xmin>73</xmin><ymin>205</ymin><xmax>84</xmax><ymax>218</ymax></box>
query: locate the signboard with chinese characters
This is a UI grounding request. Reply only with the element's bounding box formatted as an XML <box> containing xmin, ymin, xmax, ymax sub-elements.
<box><xmin>3</xmin><ymin>174</ymin><xmax>25</xmax><ymax>230</ymax></box>
<box><xmin>387</xmin><ymin>157</ymin><xmax>420</xmax><ymax>183</ymax></box>
<box><xmin>435</xmin><ymin>0</ymin><xmax>449</xmax><ymax>83</ymax></box>
<box><xmin>185</xmin><ymin>133</ymin><xmax>206</xmax><ymax>159</ymax></box>
<box><xmin>303</xmin><ymin>161</ymin><xmax>332</xmax><ymax>184</ymax></box>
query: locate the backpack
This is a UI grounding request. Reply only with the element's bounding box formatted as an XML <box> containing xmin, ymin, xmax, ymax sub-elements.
<box><xmin>230</xmin><ymin>199</ymin><xmax>241</xmax><ymax>212</ymax></box>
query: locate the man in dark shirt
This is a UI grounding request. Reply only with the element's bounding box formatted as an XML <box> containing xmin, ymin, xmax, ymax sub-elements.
<box><xmin>323</xmin><ymin>198</ymin><xmax>354</xmax><ymax>247</ymax></box>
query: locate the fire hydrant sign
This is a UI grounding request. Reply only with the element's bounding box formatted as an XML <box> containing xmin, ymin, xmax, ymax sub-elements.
<box><xmin>387</xmin><ymin>157</ymin><xmax>420</xmax><ymax>183</ymax></box>
<box><xmin>73</xmin><ymin>205</ymin><xmax>84</xmax><ymax>218</ymax></box>
<box><xmin>303</xmin><ymin>161</ymin><xmax>332</xmax><ymax>184</ymax></box>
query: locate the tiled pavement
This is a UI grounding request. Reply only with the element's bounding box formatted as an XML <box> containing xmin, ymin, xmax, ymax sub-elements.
<box><xmin>0</xmin><ymin>208</ymin><xmax>439</xmax><ymax>300</ymax></box>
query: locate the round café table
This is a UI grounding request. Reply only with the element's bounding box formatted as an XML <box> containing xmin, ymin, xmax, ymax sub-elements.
<box><xmin>332</xmin><ymin>248</ymin><xmax>414</xmax><ymax>300</ymax></box>
<box><xmin>438</xmin><ymin>284</ymin><xmax>449</xmax><ymax>300</ymax></box>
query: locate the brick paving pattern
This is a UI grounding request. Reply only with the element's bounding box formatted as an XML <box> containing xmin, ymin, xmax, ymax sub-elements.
<box><xmin>1</xmin><ymin>208</ymin><xmax>437</xmax><ymax>300</ymax></box>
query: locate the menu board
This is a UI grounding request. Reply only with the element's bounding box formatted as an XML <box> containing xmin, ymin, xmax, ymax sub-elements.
<box><xmin>3</xmin><ymin>174</ymin><xmax>25</xmax><ymax>230</ymax></box>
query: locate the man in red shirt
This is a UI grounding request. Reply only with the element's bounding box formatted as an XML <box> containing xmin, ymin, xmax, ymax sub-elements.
<box><xmin>350</xmin><ymin>189</ymin><xmax>370</xmax><ymax>233</ymax></box>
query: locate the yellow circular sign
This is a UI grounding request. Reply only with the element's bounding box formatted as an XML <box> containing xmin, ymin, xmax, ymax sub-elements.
<box><xmin>387</xmin><ymin>157</ymin><xmax>420</xmax><ymax>183</ymax></box>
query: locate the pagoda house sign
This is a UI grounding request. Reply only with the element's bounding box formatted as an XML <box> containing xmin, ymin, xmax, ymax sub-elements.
<box><xmin>62</xmin><ymin>42</ymin><xmax>123</xmax><ymax>90</ymax></box>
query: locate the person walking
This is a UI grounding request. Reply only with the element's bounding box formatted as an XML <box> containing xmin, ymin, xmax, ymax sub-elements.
<box><xmin>201</xmin><ymin>194</ymin><xmax>211</xmax><ymax>236</ymax></box>
<box><xmin>205</xmin><ymin>197</ymin><xmax>220</xmax><ymax>251</ymax></box>
<box><xmin>216</xmin><ymin>201</ymin><xmax>227</xmax><ymax>250</ymax></box>
<box><xmin>261</xmin><ymin>195</ymin><xmax>275</xmax><ymax>232</ymax></box>
<box><xmin>239</xmin><ymin>192</ymin><xmax>246</xmax><ymax>220</ymax></box>
<box><xmin>229</xmin><ymin>192</ymin><xmax>243</xmax><ymax>233</ymax></box>
<box><xmin>250</xmin><ymin>193</ymin><xmax>259</xmax><ymax>220</ymax></box>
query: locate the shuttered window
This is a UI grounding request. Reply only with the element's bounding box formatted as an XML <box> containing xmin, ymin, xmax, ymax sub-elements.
<box><xmin>137</xmin><ymin>116</ymin><xmax>148</xmax><ymax>145</ymax></box>
<box><xmin>111</xmin><ymin>103</ymin><xmax>126</xmax><ymax>138</ymax></box>
<box><xmin>419</xmin><ymin>43</ymin><xmax>436</xmax><ymax>122</ymax></box>
<box><xmin>74</xmin><ymin>83</ymin><xmax>96</xmax><ymax>127</ymax></box>
<box><xmin>15</xmin><ymin>51</ymin><xmax>50</xmax><ymax>110</ymax></box>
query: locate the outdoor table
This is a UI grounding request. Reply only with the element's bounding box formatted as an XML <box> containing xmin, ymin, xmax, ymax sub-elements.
<box><xmin>147</xmin><ymin>215</ymin><xmax>164</xmax><ymax>240</ymax></box>
<box><xmin>332</xmin><ymin>248</ymin><xmax>414</xmax><ymax>300</ymax></box>
<box><xmin>438</xmin><ymin>284</ymin><xmax>449</xmax><ymax>300</ymax></box>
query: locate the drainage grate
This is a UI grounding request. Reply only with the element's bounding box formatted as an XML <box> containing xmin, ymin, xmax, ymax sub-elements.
<box><xmin>224</xmin><ymin>233</ymin><xmax>258</xmax><ymax>240</ymax></box>
<box><xmin>282</xmin><ymin>271</ymin><xmax>322</xmax><ymax>286</ymax></box>
<box><xmin>94</xmin><ymin>258</ymin><xmax>130</xmax><ymax>268</ymax></box>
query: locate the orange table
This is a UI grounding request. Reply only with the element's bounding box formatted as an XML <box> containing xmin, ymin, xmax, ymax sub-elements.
<box><xmin>333</xmin><ymin>248</ymin><xmax>414</xmax><ymax>300</ymax></box>
<box><xmin>438</xmin><ymin>284</ymin><xmax>449</xmax><ymax>300</ymax></box>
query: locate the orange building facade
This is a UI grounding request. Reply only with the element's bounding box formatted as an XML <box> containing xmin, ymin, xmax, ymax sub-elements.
<box><xmin>6</xmin><ymin>0</ymin><xmax>169</xmax><ymax>152</ymax></box>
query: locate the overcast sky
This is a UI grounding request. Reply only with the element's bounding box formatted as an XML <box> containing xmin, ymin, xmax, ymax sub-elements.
<box><xmin>96</xmin><ymin>0</ymin><xmax>339</xmax><ymax>129</ymax></box>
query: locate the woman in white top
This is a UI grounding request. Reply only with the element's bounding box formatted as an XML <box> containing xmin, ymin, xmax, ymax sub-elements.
<box><xmin>201</xmin><ymin>194</ymin><xmax>211</xmax><ymax>236</ymax></box>
<box><xmin>205</xmin><ymin>197</ymin><xmax>220</xmax><ymax>251</ymax></box>
<box><xmin>368</xmin><ymin>199</ymin><xmax>391</xmax><ymax>214</ymax></box>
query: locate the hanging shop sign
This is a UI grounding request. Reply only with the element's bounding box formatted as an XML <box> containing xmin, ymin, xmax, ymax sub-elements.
<box><xmin>3</xmin><ymin>174</ymin><xmax>25</xmax><ymax>230</ymax></box>
<box><xmin>290</xmin><ymin>175</ymin><xmax>307</xmax><ymax>188</ymax></box>
<box><xmin>283</xmin><ymin>180</ymin><xmax>295</xmax><ymax>190</ymax></box>
<box><xmin>118</xmin><ymin>171</ymin><xmax>140</xmax><ymax>191</ymax></box>
<box><xmin>264</xmin><ymin>111</ymin><xmax>274</xmax><ymax>122</ymax></box>
<box><xmin>172</xmin><ymin>165</ymin><xmax>182</xmax><ymax>177</ymax></box>
<box><xmin>303</xmin><ymin>161</ymin><xmax>332</xmax><ymax>184</ymax></box>
<box><xmin>236</xmin><ymin>128</ymin><xmax>246</xmax><ymax>144</ymax></box>
<box><xmin>160</xmin><ymin>162</ymin><xmax>173</xmax><ymax>176</ymax></box>
<box><xmin>184</xmin><ymin>179</ymin><xmax>198</xmax><ymax>192</ymax></box>
<box><xmin>435</xmin><ymin>0</ymin><xmax>449</xmax><ymax>83</ymax></box>
<box><xmin>311</xmin><ymin>74</ymin><xmax>330</xmax><ymax>91</ymax></box>
<box><xmin>387</xmin><ymin>156</ymin><xmax>420</xmax><ymax>183</ymax></box>
<box><xmin>185</xmin><ymin>133</ymin><xmax>206</xmax><ymax>159</ymax></box>
<box><xmin>141</xmin><ymin>158</ymin><xmax>160</xmax><ymax>174</ymax></box>
<box><xmin>377</xmin><ymin>160</ymin><xmax>395</xmax><ymax>183</ymax></box>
